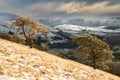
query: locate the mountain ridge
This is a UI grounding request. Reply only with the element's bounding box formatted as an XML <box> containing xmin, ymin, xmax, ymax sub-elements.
<box><xmin>55</xmin><ymin>24</ymin><xmax>120</xmax><ymax>36</ymax></box>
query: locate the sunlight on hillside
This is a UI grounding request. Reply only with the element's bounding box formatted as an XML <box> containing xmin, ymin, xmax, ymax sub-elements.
<box><xmin>0</xmin><ymin>39</ymin><xmax>120</xmax><ymax>80</ymax></box>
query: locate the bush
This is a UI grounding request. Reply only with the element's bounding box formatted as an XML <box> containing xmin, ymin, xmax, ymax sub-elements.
<box><xmin>0</xmin><ymin>31</ymin><xmax>43</xmax><ymax>49</ymax></box>
<box><xmin>0</xmin><ymin>31</ymin><xmax>26</xmax><ymax>44</ymax></box>
<box><xmin>107</xmin><ymin>62</ymin><xmax>120</xmax><ymax>76</ymax></box>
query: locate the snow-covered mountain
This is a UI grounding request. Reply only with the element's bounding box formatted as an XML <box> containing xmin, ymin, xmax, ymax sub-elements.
<box><xmin>55</xmin><ymin>24</ymin><xmax>120</xmax><ymax>37</ymax></box>
<box><xmin>1</xmin><ymin>13</ymin><xmax>120</xmax><ymax>37</ymax></box>
<box><xmin>53</xmin><ymin>24</ymin><xmax>120</xmax><ymax>56</ymax></box>
<box><xmin>0</xmin><ymin>13</ymin><xmax>19</xmax><ymax>21</ymax></box>
<box><xmin>0</xmin><ymin>13</ymin><xmax>71</xmax><ymax>48</ymax></box>
<box><xmin>0</xmin><ymin>13</ymin><xmax>120</xmax><ymax>60</ymax></box>
<box><xmin>0</xmin><ymin>13</ymin><xmax>120</xmax><ymax>50</ymax></box>
<box><xmin>39</xmin><ymin>16</ymin><xmax>120</xmax><ymax>27</ymax></box>
<box><xmin>0</xmin><ymin>13</ymin><xmax>19</xmax><ymax>33</ymax></box>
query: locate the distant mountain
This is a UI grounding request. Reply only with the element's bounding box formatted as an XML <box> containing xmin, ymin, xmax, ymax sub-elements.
<box><xmin>39</xmin><ymin>16</ymin><xmax>120</xmax><ymax>27</ymax></box>
<box><xmin>0</xmin><ymin>13</ymin><xmax>19</xmax><ymax>21</ymax></box>
<box><xmin>0</xmin><ymin>13</ymin><xmax>120</xmax><ymax>48</ymax></box>
<box><xmin>0</xmin><ymin>13</ymin><xmax>120</xmax><ymax>55</ymax></box>
<box><xmin>39</xmin><ymin>19</ymin><xmax>62</xmax><ymax>27</ymax></box>
<box><xmin>54</xmin><ymin>24</ymin><xmax>120</xmax><ymax>56</ymax></box>
<box><xmin>0</xmin><ymin>13</ymin><xmax>19</xmax><ymax>33</ymax></box>
<box><xmin>54</xmin><ymin>24</ymin><xmax>120</xmax><ymax>37</ymax></box>
<box><xmin>0</xmin><ymin>13</ymin><xmax>74</xmax><ymax>49</ymax></box>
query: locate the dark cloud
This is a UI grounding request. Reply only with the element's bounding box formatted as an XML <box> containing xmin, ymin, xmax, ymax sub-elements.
<box><xmin>2</xmin><ymin>0</ymin><xmax>120</xmax><ymax>7</ymax></box>
<box><xmin>5</xmin><ymin>0</ymin><xmax>40</xmax><ymax>6</ymax></box>
<box><xmin>107</xmin><ymin>0</ymin><xmax>120</xmax><ymax>5</ymax></box>
<box><xmin>0</xmin><ymin>0</ymin><xmax>119</xmax><ymax>18</ymax></box>
<box><xmin>4</xmin><ymin>0</ymin><xmax>120</xmax><ymax>5</ymax></box>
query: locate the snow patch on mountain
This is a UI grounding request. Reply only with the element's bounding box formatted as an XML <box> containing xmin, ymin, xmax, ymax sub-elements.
<box><xmin>0</xmin><ymin>13</ymin><xmax>19</xmax><ymax>21</ymax></box>
<box><xmin>0</xmin><ymin>26</ymin><xmax>9</xmax><ymax>32</ymax></box>
<box><xmin>55</xmin><ymin>24</ymin><xmax>120</xmax><ymax>36</ymax></box>
<box><xmin>55</xmin><ymin>24</ymin><xmax>85</xmax><ymax>33</ymax></box>
<box><xmin>0</xmin><ymin>13</ymin><xmax>20</xmax><ymax>34</ymax></box>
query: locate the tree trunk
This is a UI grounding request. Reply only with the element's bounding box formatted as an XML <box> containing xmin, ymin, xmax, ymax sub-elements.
<box><xmin>93</xmin><ymin>56</ymin><xmax>96</xmax><ymax>69</ymax></box>
<box><xmin>29</xmin><ymin>38</ymin><xmax>33</xmax><ymax>48</ymax></box>
<box><xmin>21</xmin><ymin>27</ymin><xmax>33</xmax><ymax>48</ymax></box>
<box><xmin>28</xmin><ymin>34</ymin><xmax>33</xmax><ymax>48</ymax></box>
<box><xmin>21</xmin><ymin>26</ymin><xmax>28</xmax><ymax>39</ymax></box>
<box><xmin>91</xmin><ymin>49</ymin><xmax>97</xmax><ymax>69</ymax></box>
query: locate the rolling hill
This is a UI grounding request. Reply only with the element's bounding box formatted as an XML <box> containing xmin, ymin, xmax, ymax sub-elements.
<box><xmin>0</xmin><ymin>38</ymin><xmax>120</xmax><ymax>80</ymax></box>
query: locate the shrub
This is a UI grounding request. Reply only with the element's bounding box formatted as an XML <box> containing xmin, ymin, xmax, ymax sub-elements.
<box><xmin>0</xmin><ymin>31</ymin><xmax>26</xmax><ymax>44</ymax></box>
<box><xmin>107</xmin><ymin>62</ymin><xmax>120</xmax><ymax>76</ymax></box>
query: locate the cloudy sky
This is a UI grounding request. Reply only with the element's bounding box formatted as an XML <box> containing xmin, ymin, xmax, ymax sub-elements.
<box><xmin>0</xmin><ymin>0</ymin><xmax>120</xmax><ymax>19</ymax></box>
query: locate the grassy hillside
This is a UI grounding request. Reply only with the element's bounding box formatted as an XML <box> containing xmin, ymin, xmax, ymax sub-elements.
<box><xmin>0</xmin><ymin>38</ymin><xmax>120</xmax><ymax>80</ymax></box>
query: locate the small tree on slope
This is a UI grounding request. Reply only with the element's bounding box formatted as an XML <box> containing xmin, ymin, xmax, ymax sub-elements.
<box><xmin>12</xmin><ymin>16</ymin><xmax>50</xmax><ymax>48</ymax></box>
<box><xmin>73</xmin><ymin>34</ymin><xmax>114</xmax><ymax>69</ymax></box>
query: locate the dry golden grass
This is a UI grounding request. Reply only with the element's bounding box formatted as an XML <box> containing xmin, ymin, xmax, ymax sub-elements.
<box><xmin>0</xmin><ymin>38</ymin><xmax>120</xmax><ymax>80</ymax></box>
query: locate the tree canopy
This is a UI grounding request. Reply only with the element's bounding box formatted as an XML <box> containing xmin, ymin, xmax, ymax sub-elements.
<box><xmin>12</xmin><ymin>16</ymin><xmax>50</xmax><ymax>48</ymax></box>
<box><xmin>73</xmin><ymin>34</ymin><xmax>114</xmax><ymax>69</ymax></box>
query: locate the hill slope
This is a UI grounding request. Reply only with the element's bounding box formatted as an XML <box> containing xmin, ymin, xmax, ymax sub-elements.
<box><xmin>0</xmin><ymin>39</ymin><xmax>120</xmax><ymax>80</ymax></box>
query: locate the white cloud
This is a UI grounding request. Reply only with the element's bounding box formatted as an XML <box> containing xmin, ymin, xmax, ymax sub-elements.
<box><xmin>24</xmin><ymin>2</ymin><xmax>58</xmax><ymax>15</ymax></box>
<box><xmin>57</xmin><ymin>1</ymin><xmax>120</xmax><ymax>15</ymax></box>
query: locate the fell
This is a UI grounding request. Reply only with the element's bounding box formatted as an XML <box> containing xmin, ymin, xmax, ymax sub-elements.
<box><xmin>0</xmin><ymin>39</ymin><xmax>119</xmax><ymax>80</ymax></box>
